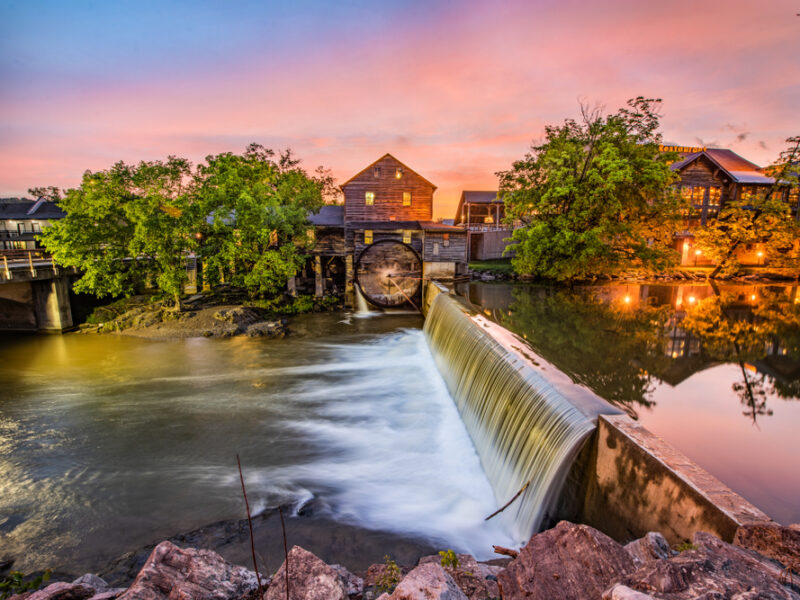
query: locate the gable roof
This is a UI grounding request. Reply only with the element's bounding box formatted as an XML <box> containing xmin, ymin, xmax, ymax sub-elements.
<box><xmin>671</xmin><ymin>148</ymin><xmax>775</xmax><ymax>185</ymax></box>
<box><xmin>340</xmin><ymin>153</ymin><xmax>437</xmax><ymax>190</ymax></box>
<box><xmin>0</xmin><ymin>198</ymin><xmax>65</xmax><ymax>220</ymax></box>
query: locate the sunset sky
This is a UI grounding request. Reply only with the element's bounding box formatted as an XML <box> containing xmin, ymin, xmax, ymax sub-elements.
<box><xmin>1</xmin><ymin>0</ymin><xmax>798</xmax><ymax>218</ymax></box>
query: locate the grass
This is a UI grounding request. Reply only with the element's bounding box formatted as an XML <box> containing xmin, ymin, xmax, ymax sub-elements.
<box><xmin>469</xmin><ymin>258</ymin><xmax>515</xmax><ymax>275</ymax></box>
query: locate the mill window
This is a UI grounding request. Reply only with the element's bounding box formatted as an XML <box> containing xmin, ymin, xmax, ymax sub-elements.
<box><xmin>443</xmin><ymin>233</ymin><xmax>450</xmax><ymax>247</ymax></box>
<box><xmin>433</xmin><ymin>242</ymin><xmax>440</xmax><ymax>256</ymax></box>
<box><xmin>364</xmin><ymin>230</ymin><xmax>373</xmax><ymax>244</ymax></box>
<box><xmin>789</xmin><ymin>187</ymin><xmax>799</xmax><ymax>205</ymax></box>
<box><xmin>365</xmin><ymin>192</ymin><xmax>375</xmax><ymax>206</ymax></box>
<box><xmin>403</xmin><ymin>192</ymin><xmax>411</xmax><ymax>206</ymax></box>
<box><xmin>691</xmin><ymin>186</ymin><xmax>705</xmax><ymax>207</ymax></box>
<box><xmin>395</xmin><ymin>168</ymin><xmax>403</xmax><ymax>179</ymax></box>
<box><xmin>403</xmin><ymin>230</ymin><xmax>412</xmax><ymax>244</ymax></box>
<box><xmin>373</xmin><ymin>167</ymin><xmax>381</xmax><ymax>178</ymax></box>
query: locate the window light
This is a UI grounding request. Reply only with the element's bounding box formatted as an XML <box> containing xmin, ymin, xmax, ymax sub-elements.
<box><xmin>403</xmin><ymin>192</ymin><xmax>411</xmax><ymax>206</ymax></box>
<box><xmin>365</xmin><ymin>192</ymin><xmax>375</xmax><ymax>205</ymax></box>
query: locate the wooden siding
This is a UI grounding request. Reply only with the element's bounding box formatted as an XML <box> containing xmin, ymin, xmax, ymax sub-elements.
<box><xmin>343</xmin><ymin>155</ymin><xmax>434</xmax><ymax>223</ymax></box>
<box><xmin>423</xmin><ymin>232</ymin><xmax>467</xmax><ymax>262</ymax></box>
<box><xmin>309</xmin><ymin>227</ymin><xmax>345</xmax><ymax>256</ymax></box>
<box><xmin>352</xmin><ymin>229</ymin><xmax>423</xmax><ymax>259</ymax></box>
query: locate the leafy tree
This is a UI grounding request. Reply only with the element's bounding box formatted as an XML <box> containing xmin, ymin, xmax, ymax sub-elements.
<box><xmin>27</xmin><ymin>186</ymin><xmax>61</xmax><ymax>202</ymax></box>
<box><xmin>498</xmin><ymin>97</ymin><xmax>683</xmax><ymax>281</ymax></box>
<box><xmin>39</xmin><ymin>158</ymin><xmax>199</xmax><ymax>308</ymax></box>
<box><xmin>195</xmin><ymin>144</ymin><xmax>325</xmax><ymax>297</ymax></box>
<box><xmin>696</xmin><ymin>136</ymin><xmax>800</xmax><ymax>277</ymax></box>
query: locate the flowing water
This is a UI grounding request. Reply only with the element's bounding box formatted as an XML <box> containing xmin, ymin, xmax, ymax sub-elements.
<box><xmin>424</xmin><ymin>293</ymin><xmax>610</xmax><ymax>541</ymax></box>
<box><xmin>0</xmin><ymin>312</ymin><xmax>515</xmax><ymax>574</ymax></box>
<box><xmin>456</xmin><ymin>281</ymin><xmax>800</xmax><ymax>526</ymax></box>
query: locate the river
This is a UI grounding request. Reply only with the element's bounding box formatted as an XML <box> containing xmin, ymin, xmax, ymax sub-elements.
<box><xmin>0</xmin><ymin>312</ymin><xmax>514</xmax><ymax>575</ymax></box>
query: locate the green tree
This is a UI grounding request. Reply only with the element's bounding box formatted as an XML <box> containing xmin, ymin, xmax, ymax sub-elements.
<box><xmin>498</xmin><ymin>97</ymin><xmax>682</xmax><ymax>282</ymax></box>
<box><xmin>696</xmin><ymin>136</ymin><xmax>800</xmax><ymax>277</ymax></box>
<box><xmin>195</xmin><ymin>144</ymin><xmax>325</xmax><ymax>297</ymax></box>
<box><xmin>39</xmin><ymin>157</ymin><xmax>199</xmax><ymax>307</ymax></box>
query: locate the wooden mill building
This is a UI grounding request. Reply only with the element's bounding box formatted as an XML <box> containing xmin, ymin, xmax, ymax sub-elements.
<box><xmin>667</xmin><ymin>146</ymin><xmax>799</xmax><ymax>266</ymax></box>
<box><xmin>306</xmin><ymin>154</ymin><xmax>468</xmax><ymax>307</ymax></box>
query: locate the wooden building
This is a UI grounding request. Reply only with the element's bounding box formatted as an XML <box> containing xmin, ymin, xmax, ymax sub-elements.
<box><xmin>453</xmin><ymin>191</ymin><xmax>515</xmax><ymax>260</ymax></box>
<box><xmin>306</xmin><ymin>154</ymin><xmax>468</xmax><ymax>307</ymax></box>
<box><xmin>668</xmin><ymin>146</ymin><xmax>799</xmax><ymax>266</ymax></box>
<box><xmin>0</xmin><ymin>197</ymin><xmax>64</xmax><ymax>255</ymax></box>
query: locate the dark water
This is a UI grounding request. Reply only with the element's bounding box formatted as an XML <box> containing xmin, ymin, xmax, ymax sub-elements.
<box><xmin>456</xmin><ymin>282</ymin><xmax>800</xmax><ymax>526</ymax></box>
<box><xmin>0</xmin><ymin>312</ymin><xmax>514</xmax><ymax>574</ymax></box>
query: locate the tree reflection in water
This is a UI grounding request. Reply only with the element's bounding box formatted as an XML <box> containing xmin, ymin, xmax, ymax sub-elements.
<box><xmin>457</xmin><ymin>282</ymin><xmax>800</xmax><ymax>423</ymax></box>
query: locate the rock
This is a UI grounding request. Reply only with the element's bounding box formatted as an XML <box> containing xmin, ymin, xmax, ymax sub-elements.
<box><xmin>71</xmin><ymin>575</ymin><xmax>109</xmax><ymax>592</ymax></box>
<box><xmin>416</xmin><ymin>554</ymin><xmax>497</xmax><ymax>600</ymax></box>
<box><xmin>734</xmin><ymin>522</ymin><xmax>800</xmax><ymax>570</ymax></box>
<box><xmin>265</xmin><ymin>545</ymin><xmax>348</xmax><ymax>600</ymax></box>
<box><xmin>116</xmin><ymin>540</ymin><xmax>259</xmax><ymax>600</ymax></box>
<box><xmin>615</xmin><ymin>531</ymin><xmax>800</xmax><ymax>599</ymax></box>
<box><xmin>329</xmin><ymin>564</ymin><xmax>364</xmax><ymax>598</ymax></box>
<box><xmin>245</xmin><ymin>321</ymin><xmax>285</xmax><ymax>338</ymax></box>
<box><xmin>387</xmin><ymin>563</ymin><xmax>467</xmax><ymax>600</ymax></box>
<box><xmin>624</xmin><ymin>532</ymin><xmax>675</xmax><ymax>567</ymax></box>
<box><xmin>497</xmin><ymin>521</ymin><xmax>635</xmax><ymax>600</ymax></box>
<box><xmin>603</xmin><ymin>584</ymin><xmax>657</xmax><ymax>600</ymax></box>
<box><xmin>23</xmin><ymin>582</ymin><xmax>95</xmax><ymax>600</ymax></box>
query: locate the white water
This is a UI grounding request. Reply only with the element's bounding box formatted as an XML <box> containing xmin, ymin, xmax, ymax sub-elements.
<box><xmin>424</xmin><ymin>293</ymin><xmax>597</xmax><ymax>542</ymax></box>
<box><xmin>0</xmin><ymin>315</ymin><xmax>515</xmax><ymax>572</ymax></box>
<box><xmin>354</xmin><ymin>283</ymin><xmax>373</xmax><ymax>314</ymax></box>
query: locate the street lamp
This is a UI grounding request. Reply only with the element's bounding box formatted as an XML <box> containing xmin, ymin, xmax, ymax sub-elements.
<box><xmin>694</xmin><ymin>249</ymin><xmax>702</xmax><ymax>267</ymax></box>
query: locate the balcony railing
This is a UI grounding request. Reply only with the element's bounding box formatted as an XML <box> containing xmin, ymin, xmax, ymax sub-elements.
<box><xmin>0</xmin><ymin>229</ymin><xmax>39</xmax><ymax>239</ymax></box>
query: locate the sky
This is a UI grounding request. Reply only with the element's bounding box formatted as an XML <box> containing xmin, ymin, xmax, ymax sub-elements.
<box><xmin>1</xmin><ymin>0</ymin><xmax>798</xmax><ymax>218</ymax></box>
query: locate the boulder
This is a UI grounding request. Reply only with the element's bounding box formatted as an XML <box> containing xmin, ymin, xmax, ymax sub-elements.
<box><xmin>416</xmin><ymin>554</ymin><xmax>498</xmax><ymax>600</ymax></box>
<box><xmin>734</xmin><ymin>522</ymin><xmax>800</xmax><ymax>570</ymax></box>
<box><xmin>264</xmin><ymin>545</ymin><xmax>349</xmax><ymax>600</ymax></box>
<box><xmin>497</xmin><ymin>521</ymin><xmax>636</xmax><ymax>600</ymax></box>
<box><xmin>329</xmin><ymin>564</ymin><xmax>364</xmax><ymax>598</ymax></box>
<box><xmin>602</xmin><ymin>584</ymin><xmax>657</xmax><ymax>600</ymax></box>
<box><xmin>624</xmin><ymin>532</ymin><xmax>675</xmax><ymax>567</ymax></box>
<box><xmin>116</xmin><ymin>540</ymin><xmax>259</xmax><ymax>600</ymax></box>
<box><xmin>21</xmin><ymin>582</ymin><xmax>95</xmax><ymax>600</ymax></box>
<box><xmin>614</xmin><ymin>531</ymin><xmax>800</xmax><ymax>599</ymax></box>
<box><xmin>386</xmin><ymin>563</ymin><xmax>466</xmax><ymax>600</ymax></box>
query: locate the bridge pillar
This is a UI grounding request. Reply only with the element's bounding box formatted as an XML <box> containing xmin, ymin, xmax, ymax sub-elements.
<box><xmin>31</xmin><ymin>276</ymin><xmax>73</xmax><ymax>332</ymax></box>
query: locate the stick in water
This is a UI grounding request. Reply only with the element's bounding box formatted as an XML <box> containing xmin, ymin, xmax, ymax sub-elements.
<box><xmin>278</xmin><ymin>505</ymin><xmax>290</xmax><ymax>600</ymax></box>
<box><xmin>236</xmin><ymin>454</ymin><xmax>265</xmax><ymax>599</ymax></box>
<box><xmin>485</xmin><ymin>479</ymin><xmax>531</xmax><ymax>521</ymax></box>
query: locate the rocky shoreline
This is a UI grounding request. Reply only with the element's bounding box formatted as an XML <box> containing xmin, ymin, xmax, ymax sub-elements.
<box><xmin>7</xmin><ymin>520</ymin><xmax>799</xmax><ymax>599</ymax></box>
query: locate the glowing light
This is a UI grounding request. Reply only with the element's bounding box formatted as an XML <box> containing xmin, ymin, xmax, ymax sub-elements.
<box><xmin>683</xmin><ymin>242</ymin><xmax>690</xmax><ymax>251</ymax></box>
<box><xmin>688</xmin><ymin>295</ymin><xmax>696</xmax><ymax>303</ymax></box>
<box><xmin>757</xmin><ymin>251</ymin><xmax>764</xmax><ymax>257</ymax></box>
<box><xmin>624</xmin><ymin>295</ymin><xmax>631</xmax><ymax>303</ymax></box>
<box><xmin>695</xmin><ymin>249</ymin><xmax>702</xmax><ymax>256</ymax></box>
<box><xmin>751</xmin><ymin>294</ymin><xmax>757</xmax><ymax>301</ymax></box>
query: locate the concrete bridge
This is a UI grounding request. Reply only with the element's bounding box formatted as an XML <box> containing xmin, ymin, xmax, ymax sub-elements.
<box><xmin>0</xmin><ymin>252</ymin><xmax>77</xmax><ymax>332</ymax></box>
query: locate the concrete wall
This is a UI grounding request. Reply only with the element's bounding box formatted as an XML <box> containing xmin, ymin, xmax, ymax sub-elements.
<box><xmin>0</xmin><ymin>281</ymin><xmax>37</xmax><ymax>330</ymax></box>
<box><xmin>576</xmin><ymin>414</ymin><xmax>769</xmax><ymax>544</ymax></box>
<box><xmin>423</xmin><ymin>261</ymin><xmax>456</xmax><ymax>280</ymax></box>
<box><xmin>0</xmin><ymin>275</ymin><xmax>74</xmax><ymax>332</ymax></box>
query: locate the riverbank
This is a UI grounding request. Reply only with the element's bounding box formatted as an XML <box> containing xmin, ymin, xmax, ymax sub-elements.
<box><xmin>468</xmin><ymin>258</ymin><xmax>800</xmax><ymax>284</ymax></box>
<box><xmin>7</xmin><ymin>519</ymin><xmax>799</xmax><ymax>599</ymax></box>
<box><xmin>74</xmin><ymin>290</ymin><xmax>342</xmax><ymax>339</ymax></box>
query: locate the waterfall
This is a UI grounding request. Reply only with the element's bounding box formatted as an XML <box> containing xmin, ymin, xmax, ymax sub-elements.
<box><xmin>354</xmin><ymin>283</ymin><xmax>372</xmax><ymax>314</ymax></box>
<box><xmin>424</xmin><ymin>292</ymin><xmax>600</xmax><ymax>542</ymax></box>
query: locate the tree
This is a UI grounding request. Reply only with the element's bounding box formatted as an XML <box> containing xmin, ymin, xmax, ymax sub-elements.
<box><xmin>498</xmin><ymin>97</ymin><xmax>682</xmax><ymax>282</ymax></box>
<box><xmin>195</xmin><ymin>144</ymin><xmax>326</xmax><ymax>297</ymax></box>
<box><xmin>39</xmin><ymin>158</ymin><xmax>198</xmax><ymax>307</ymax></box>
<box><xmin>695</xmin><ymin>136</ymin><xmax>800</xmax><ymax>277</ymax></box>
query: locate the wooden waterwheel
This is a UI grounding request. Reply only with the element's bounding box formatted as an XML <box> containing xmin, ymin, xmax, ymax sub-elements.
<box><xmin>355</xmin><ymin>240</ymin><xmax>422</xmax><ymax>308</ymax></box>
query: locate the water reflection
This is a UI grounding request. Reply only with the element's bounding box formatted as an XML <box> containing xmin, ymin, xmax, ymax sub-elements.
<box><xmin>456</xmin><ymin>282</ymin><xmax>800</xmax><ymax>525</ymax></box>
<box><xmin>456</xmin><ymin>282</ymin><xmax>800</xmax><ymax>422</ymax></box>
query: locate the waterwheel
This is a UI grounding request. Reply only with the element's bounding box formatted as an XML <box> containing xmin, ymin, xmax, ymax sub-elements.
<box><xmin>355</xmin><ymin>240</ymin><xmax>422</xmax><ymax>308</ymax></box>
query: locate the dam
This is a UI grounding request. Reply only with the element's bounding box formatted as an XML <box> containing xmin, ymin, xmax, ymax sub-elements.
<box><xmin>0</xmin><ymin>280</ymin><xmax>792</xmax><ymax>577</ymax></box>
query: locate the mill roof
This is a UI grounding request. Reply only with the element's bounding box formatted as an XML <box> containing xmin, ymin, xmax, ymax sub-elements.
<box><xmin>308</xmin><ymin>205</ymin><xmax>344</xmax><ymax>227</ymax></box>
<box><xmin>340</xmin><ymin>153</ymin><xmax>437</xmax><ymax>190</ymax></box>
<box><xmin>460</xmin><ymin>191</ymin><xmax>501</xmax><ymax>204</ymax></box>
